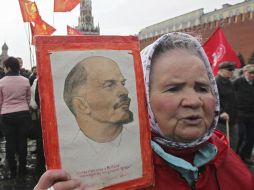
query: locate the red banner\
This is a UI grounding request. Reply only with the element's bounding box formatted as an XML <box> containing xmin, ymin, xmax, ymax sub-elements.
<box><xmin>30</xmin><ymin>20</ymin><xmax>56</xmax><ymax>45</ymax></box>
<box><xmin>54</xmin><ymin>0</ymin><xmax>80</xmax><ymax>12</ymax></box>
<box><xmin>33</xmin><ymin>19</ymin><xmax>56</xmax><ymax>36</ymax></box>
<box><xmin>203</xmin><ymin>27</ymin><xmax>240</xmax><ymax>76</ymax></box>
<box><xmin>18</xmin><ymin>0</ymin><xmax>41</xmax><ymax>22</ymax></box>
<box><xmin>67</xmin><ymin>25</ymin><xmax>83</xmax><ymax>35</ymax></box>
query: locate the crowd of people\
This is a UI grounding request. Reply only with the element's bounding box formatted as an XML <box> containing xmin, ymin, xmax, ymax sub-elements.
<box><xmin>215</xmin><ymin>62</ymin><xmax>254</xmax><ymax>165</ymax></box>
<box><xmin>0</xmin><ymin>32</ymin><xmax>253</xmax><ymax>190</ymax></box>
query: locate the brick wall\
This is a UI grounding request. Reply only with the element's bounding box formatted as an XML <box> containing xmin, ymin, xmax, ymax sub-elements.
<box><xmin>139</xmin><ymin>12</ymin><xmax>254</xmax><ymax>63</ymax></box>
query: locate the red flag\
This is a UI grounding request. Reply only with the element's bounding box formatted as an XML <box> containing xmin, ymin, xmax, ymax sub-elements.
<box><xmin>203</xmin><ymin>27</ymin><xmax>240</xmax><ymax>76</ymax></box>
<box><xmin>54</xmin><ymin>0</ymin><xmax>80</xmax><ymax>12</ymax></box>
<box><xmin>67</xmin><ymin>25</ymin><xmax>83</xmax><ymax>35</ymax></box>
<box><xmin>33</xmin><ymin>19</ymin><xmax>56</xmax><ymax>36</ymax></box>
<box><xmin>18</xmin><ymin>0</ymin><xmax>40</xmax><ymax>22</ymax></box>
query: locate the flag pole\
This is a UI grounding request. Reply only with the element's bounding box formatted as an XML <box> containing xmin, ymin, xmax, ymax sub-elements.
<box><xmin>28</xmin><ymin>23</ymin><xmax>33</xmax><ymax>69</ymax></box>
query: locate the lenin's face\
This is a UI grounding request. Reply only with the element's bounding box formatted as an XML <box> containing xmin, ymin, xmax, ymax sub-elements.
<box><xmin>77</xmin><ymin>57</ymin><xmax>133</xmax><ymax>125</ymax></box>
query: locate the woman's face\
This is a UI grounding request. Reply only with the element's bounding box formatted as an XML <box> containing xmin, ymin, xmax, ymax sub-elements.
<box><xmin>150</xmin><ymin>49</ymin><xmax>215</xmax><ymax>143</ymax></box>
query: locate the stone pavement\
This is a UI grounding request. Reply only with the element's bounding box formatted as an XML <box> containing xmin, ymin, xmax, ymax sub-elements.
<box><xmin>0</xmin><ymin>138</ymin><xmax>39</xmax><ymax>190</ymax></box>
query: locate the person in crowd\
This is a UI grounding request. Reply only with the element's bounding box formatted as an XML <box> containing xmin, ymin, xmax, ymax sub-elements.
<box><xmin>29</xmin><ymin>66</ymin><xmax>37</xmax><ymax>86</ymax></box>
<box><xmin>215</xmin><ymin>61</ymin><xmax>238</xmax><ymax>151</ymax></box>
<box><xmin>0</xmin><ymin>67</ymin><xmax>5</xmax><ymax>139</ymax></box>
<box><xmin>0</xmin><ymin>57</ymin><xmax>32</xmax><ymax>179</ymax></box>
<box><xmin>34</xmin><ymin>33</ymin><xmax>254</xmax><ymax>190</ymax></box>
<box><xmin>17</xmin><ymin>57</ymin><xmax>30</xmax><ymax>78</ymax></box>
<box><xmin>29</xmin><ymin>78</ymin><xmax>46</xmax><ymax>176</ymax></box>
<box><xmin>233</xmin><ymin>64</ymin><xmax>254</xmax><ymax>165</ymax></box>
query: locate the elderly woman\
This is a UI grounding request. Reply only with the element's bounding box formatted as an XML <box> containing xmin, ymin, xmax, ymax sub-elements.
<box><xmin>34</xmin><ymin>33</ymin><xmax>253</xmax><ymax>190</ymax></box>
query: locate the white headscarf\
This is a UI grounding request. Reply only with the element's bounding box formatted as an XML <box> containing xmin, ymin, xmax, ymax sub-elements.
<box><xmin>141</xmin><ymin>32</ymin><xmax>220</xmax><ymax>149</ymax></box>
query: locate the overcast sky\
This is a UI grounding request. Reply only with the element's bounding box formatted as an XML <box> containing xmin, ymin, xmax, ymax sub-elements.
<box><xmin>0</xmin><ymin>0</ymin><xmax>244</xmax><ymax>69</ymax></box>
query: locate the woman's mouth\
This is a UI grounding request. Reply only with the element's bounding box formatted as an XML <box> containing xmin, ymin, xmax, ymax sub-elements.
<box><xmin>182</xmin><ymin>115</ymin><xmax>202</xmax><ymax>125</ymax></box>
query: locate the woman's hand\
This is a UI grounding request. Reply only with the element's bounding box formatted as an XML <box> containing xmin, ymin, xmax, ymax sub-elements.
<box><xmin>33</xmin><ymin>169</ymin><xmax>82</xmax><ymax>190</ymax></box>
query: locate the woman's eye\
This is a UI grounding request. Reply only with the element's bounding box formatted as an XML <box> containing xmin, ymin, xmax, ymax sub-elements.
<box><xmin>196</xmin><ymin>86</ymin><xmax>209</xmax><ymax>93</ymax></box>
<box><xmin>164</xmin><ymin>86</ymin><xmax>180</xmax><ymax>92</ymax></box>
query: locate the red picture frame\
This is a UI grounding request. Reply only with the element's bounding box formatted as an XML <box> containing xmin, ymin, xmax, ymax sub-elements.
<box><xmin>35</xmin><ymin>35</ymin><xmax>153</xmax><ymax>190</ymax></box>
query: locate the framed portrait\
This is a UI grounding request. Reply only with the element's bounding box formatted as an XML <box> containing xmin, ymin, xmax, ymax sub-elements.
<box><xmin>35</xmin><ymin>35</ymin><xmax>153</xmax><ymax>190</ymax></box>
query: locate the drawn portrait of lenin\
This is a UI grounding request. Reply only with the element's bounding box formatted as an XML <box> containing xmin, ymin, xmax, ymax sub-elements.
<box><xmin>49</xmin><ymin>50</ymin><xmax>143</xmax><ymax>190</ymax></box>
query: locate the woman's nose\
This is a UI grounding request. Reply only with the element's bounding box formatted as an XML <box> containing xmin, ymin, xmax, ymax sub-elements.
<box><xmin>181</xmin><ymin>91</ymin><xmax>203</xmax><ymax>108</ymax></box>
